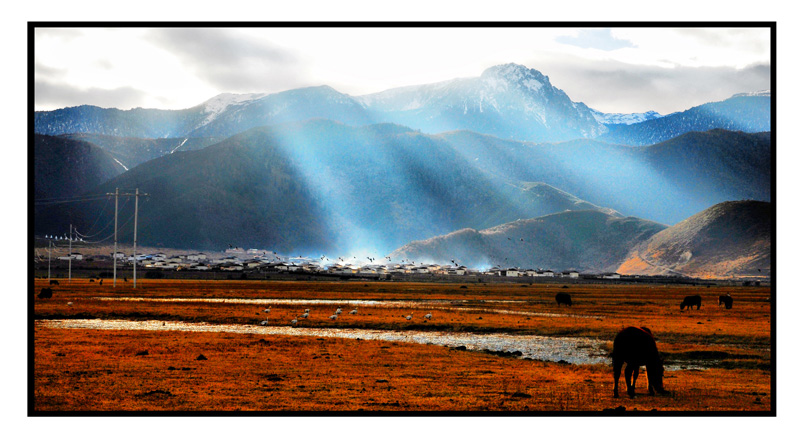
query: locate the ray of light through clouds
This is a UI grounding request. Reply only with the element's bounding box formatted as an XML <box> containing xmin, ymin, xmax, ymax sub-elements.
<box><xmin>34</xmin><ymin>26</ymin><xmax>770</xmax><ymax>114</ymax></box>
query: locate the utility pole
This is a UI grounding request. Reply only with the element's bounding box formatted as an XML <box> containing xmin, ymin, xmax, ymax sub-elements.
<box><xmin>107</xmin><ymin>188</ymin><xmax>149</xmax><ymax>289</ymax></box>
<box><xmin>133</xmin><ymin>188</ymin><xmax>139</xmax><ymax>288</ymax></box>
<box><xmin>68</xmin><ymin>224</ymin><xmax>72</xmax><ymax>283</ymax></box>
<box><xmin>113</xmin><ymin>188</ymin><xmax>118</xmax><ymax>287</ymax></box>
<box><xmin>47</xmin><ymin>240</ymin><xmax>52</xmax><ymax>281</ymax></box>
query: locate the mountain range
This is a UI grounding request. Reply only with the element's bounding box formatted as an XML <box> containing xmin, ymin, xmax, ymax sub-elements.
<box><xmin>35</xmin><ymin>120</ymin><xmax>770</xmax><ymax>260</ymax></box>
<box><xmin>35</xmin><ymin>63</ymin><xmax>770</xmax><ymax>147</ymax></box>
<box><xmin>32</xmin><ymin>63</ymin><xmax>772</xmax><ymax>278</ymax></box>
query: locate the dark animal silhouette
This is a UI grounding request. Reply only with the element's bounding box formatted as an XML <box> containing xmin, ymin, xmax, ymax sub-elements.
<box><xmin>555</xmin><ymin>292</ymin><xmax>572</xmax><ymax>306</ymax></box>
<box><xmin>49</xmin><ymin>279</ymin><xmax>59</xmax><ymax>285</ymax></box>
<box><xmin>680</xmin><ymin>295</ymin><xmax>702</xmax><ymax>310</ymax></box>
<box><xmin>611</xmin><ymin>327</ymin><xmax>668</xmax><ymax>398</ymax></box>
<box><xmin>89</xmin><ymin>278</ymin><xmax>95</xmax><ymax>283</ymax></box>
<box><xmin>38</xmin><ymin>288</ymin><xmax>53</xmax><ymax>299</ymax></box>
<box><xmin>718</xmin><ymin>295</ymin><xmax>733</xmax><ymax>309</ymax></box>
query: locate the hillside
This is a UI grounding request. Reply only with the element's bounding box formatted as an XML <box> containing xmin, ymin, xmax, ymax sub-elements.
<box><xmin>59</xmin><ymin>133</ymin><xmax>225</xmax><ymax>170</ymax></box>
<box><xmin>598</xmin><ymin>93</ymin><xmax>771</xmax><ymax>146</ymax></box>
<box><xmin>34</xmin><ymin>121</ymin><xmax>771</xmax><ymax>255</ymax></box>
<box><xmin>390</xmin><ymin>210</ymin><xmax>667</xmax><ymax>272</ymax></box>
<box><xmin>34</xmin><ymin>121</ymin><xmax>611</xmax><ymax>254</ymax></box>
<box><xmin>436</xmin><ymin>129</ymin><xmax>771</xmax><ymax>225</ymax></box>
<box><xmin>617</xmin><ymin>201</ymin><xmax>771</xmax><ymax>279</ymax></box>
<box><xmin>34</xmin><ymin>134</ymin><xmax>126</xmax><ymax>200</ymax></box>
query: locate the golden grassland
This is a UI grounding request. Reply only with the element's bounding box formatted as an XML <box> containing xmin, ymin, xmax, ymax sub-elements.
<box><xmin>33</xmin><ymin>279</ymin><xmax>772</xmax><ymax>412</ymax></box>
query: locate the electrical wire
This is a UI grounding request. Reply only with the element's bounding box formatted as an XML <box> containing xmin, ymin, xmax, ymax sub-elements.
<box><xmin>71</xmin><ymin>196</ymin><xmax>130</xmax><ymax>239</ymax></box>
<box><xmin>74</xmin><ymin>196</ymin><xmax>111</xmax><ymax>238</ymax></box>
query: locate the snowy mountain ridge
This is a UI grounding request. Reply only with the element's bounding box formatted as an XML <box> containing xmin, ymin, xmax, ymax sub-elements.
<box><xmin>591</xmin><ymin>109</ymin><xmax>663</xmax><ymax>125</ymax></box>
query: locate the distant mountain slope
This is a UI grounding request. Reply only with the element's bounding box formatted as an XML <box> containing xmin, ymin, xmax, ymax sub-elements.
<box><xmin>34</xmin><ymin>134</ymin><xmax>126</xmax><ymax>200</ymax></box>
<box><xmin>35</xmin><ymin>121</ymin><xmax>613</xmax><ymax>254</ymax></box>
<box><xmin>357</xmin><ymin>63</ymin><xmax>606</xmax><ymax>142</ymax></box>
<box><xmin>618</xmin><ymin>201</ymin><xmax>771</xmax><ymax>279</ymax></box>
<box><xmin>34</xmin><ymin>66</ymin><xmax>770</xmax><ymax>146</ymax></box>
<box><xmin>34</xmin><ymin>104</ymin><xmax>204</xmax><ymax>139</ymax></box>
<box><xmin>436</xmin><ymin>129</ymin><xmax>771</xmax><ymax>225</ymax></box>
<box><xmin>60</xmin><ymin>133</ymin><xmax>225</xmax><ymax>170</ymax></box>
<box><xmin>598</xmin><ymin>92</ymin><xmax>770</xmax><ymax>146</ymax></box>
<box><xmin>188</xmin><ymin>86</ymin><xmax>373</xmax><ymax>138</ymax></box>
<box><xmin>35</xmin><ymin>121</ymin><xmax>771</xmax><ymax>254</ymax></box>
<box><xmin>390</xmin><ymin>210</ymin><xmax>667</xmax><ymax>272</ymax></box>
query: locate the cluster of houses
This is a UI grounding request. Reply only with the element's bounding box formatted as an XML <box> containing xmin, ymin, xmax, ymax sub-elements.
<box><xmin>47</xmin><ymin>247</ymin><xmax>629</xmax><ymax>280</ymax></box>
<box><xmin>114</xmin><ymin>249</ymin><xmax>594</xmax><ymax>278</ymax></box>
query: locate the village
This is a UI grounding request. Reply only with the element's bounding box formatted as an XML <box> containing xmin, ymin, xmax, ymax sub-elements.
<box><xmin>35</xmin><ymin>243</ymin><xmax>625</xmax><ymax>281</ymax></box>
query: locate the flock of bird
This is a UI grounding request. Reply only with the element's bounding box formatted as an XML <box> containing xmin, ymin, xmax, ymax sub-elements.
<box><xmin>258</xmin><ymin>305</ymin><xmax>433</xmax><ymax>327</ymax></box>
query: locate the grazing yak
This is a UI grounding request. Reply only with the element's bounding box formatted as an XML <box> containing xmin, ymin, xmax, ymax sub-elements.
<box><xmin>49</xmin><ymin>279</ymin><xmax>59</xmax><ymax>285</ymax></box>
<box><xmin>680</xmin><ymin>295</ymin><xmax>702</xmax><ymax>310</ymax></box>
<box><xmin>718</xmin><ymin>295</ymin><xmax>733</xmax><ymax>309</ymax></box>
<box><xmin>611</xmin><ymin>327</ymin><xmax>668</xmax><ymax>398</ymax></box>
<box><xmin>38</xmin><ymin>288</ymin><xmax>53</xmax><ymax>299</ymax></box>
<box><xmin>555</xmin><ymin>292</ymin><xmax>572</xmax><ymax>306</ymax></box>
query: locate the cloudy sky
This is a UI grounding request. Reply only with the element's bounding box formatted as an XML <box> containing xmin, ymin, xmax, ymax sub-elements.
<box><xmin>34</xmin><ymin>26</ymin><xmax>771</xmax><ymax>115</ymax></box>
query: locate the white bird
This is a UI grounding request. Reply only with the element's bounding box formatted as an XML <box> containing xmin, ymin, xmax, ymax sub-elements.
<box><xmin>263</xmin><ymin>307</ymin><xmax>271</xmax><ymax>313</ymax></box>
<box><xmin>405</xmin><ymin>313</ymin><xmax>413</xmax><ymax>320</ymax></box>
<box><xmin>300</xmin><ymin>312</ymin><xmax>309</xmax><ymax>318</ymax></box>
<box><xmin>260</xmin><ymin>319</ymin><xmax>268</xmax><ymax>326</ymax></box>
<box><xmin>305</xmin><ymin>309</ymin><xmax>310</xmax><ymax>313</ymax></box>
<box><xmin>335</xmin><ymin>307</ymin><xmax>342</xmax><ymax>315</ymax></box>
<box><xmin>67</xmin><ymin>302</ymin><xmax>73</xmax><ymax>307</ymax></box>
<box><xmin>424</xmin><ymin>313</ymin><xmax>432</xmax><ymax>319</ymax></box>
<box><xmin>291</xmin><ymin>318</ymin><xmax>298</xmax><ymax>325</ymax></box>
<box><xmin>349</xmin><ymin>308</ymin><xmax>358</xmax><ymax>315</ymax></box>
<box><xmin>329</xmin><ymin>314</ymin><xmax>338</xmax><ymax>320</ymax></box>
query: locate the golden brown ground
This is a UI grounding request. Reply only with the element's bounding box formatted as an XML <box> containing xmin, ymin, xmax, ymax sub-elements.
<box><xmin>33</xmin><ymin>279</ymin><xmax>772</xmax><ymax>412</ymax></box>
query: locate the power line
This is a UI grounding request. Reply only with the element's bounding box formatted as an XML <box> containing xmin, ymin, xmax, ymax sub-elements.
<box><xmin>74</xmin><ymin>196</ymin><xmax>130</xmax><ymax>239</ymax></box>
<box><xmin>74</xmin><ymin>196</ymin><xmax>111</xmax><ymax>238</ymax></box>
<box><xmin>34</xmin><ymin>194</ymin><xmax>109</xmax><ymax>206</ymax></box>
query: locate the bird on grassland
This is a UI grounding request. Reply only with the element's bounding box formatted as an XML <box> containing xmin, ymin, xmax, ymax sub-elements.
<box><xmin>263</xmin><ymin>306</ymin><xmax>271</xmax><ymax>313</ymax></box>
<box><xmin>424</xmin><ymin>313</ymin><xmax>432</xmax><ymax>320</ymax></box>
<box><xmin>405</xmin><ymin>313</ymin><xmax>413</xmax><ymax>321</ymax></box>
<box><xmin>329</xmin><ymin>314</ymin><xmax>338</xmax><ymax>320</ymax></box>
<box><xmin>335</xmin><ymin>307</ymin><xmax>342</xmax><ymax>315</ymax></box>
<box><xmin>260</xmin><ymin>319</ymin><xmax>268</xmax><ymax>326</ymax></box>
<box><xmin>350</xmin><ymin>308</ymin><xmax>358</xmax><ymax>315</ymax></box>
<box><xmin>291</xmin><ymin>318</ymin><xmax>298</xmax><ymax>325</ymax></box>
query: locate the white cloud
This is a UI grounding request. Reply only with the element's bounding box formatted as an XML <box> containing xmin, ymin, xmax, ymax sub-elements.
<box><xmin>33</xmin><ymin>26</ymin><xmax>771</xmax><ymax>114</ymax></box>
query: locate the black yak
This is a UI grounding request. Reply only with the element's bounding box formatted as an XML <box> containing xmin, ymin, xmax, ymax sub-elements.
<box><xmin>611</xmin><ymin>327</ymin><xmax>668</xmax><ymax>398</ymax></box>
<box><xmin>555</xmin><ymin>292</ymin><xmax>572</xmax><ymax>306</ymax></box>
<box><xmin>49</xmin><ymin>279</ymin><xmax>59</xmax><ymax>285</ymax></box>
<box><xmin>718</xmin><ymin>295</ymin><xmax>733</xmax><ymax>309</ymax></box>
<box><xmin>38</xmin><ymin>288</ymin><xmax>53</xmax><ymax>299</ymax></box>
<box><xmin>680</xmin><ymin>295</ymin><xmax>701</xmax><ymax>310</ymax></box>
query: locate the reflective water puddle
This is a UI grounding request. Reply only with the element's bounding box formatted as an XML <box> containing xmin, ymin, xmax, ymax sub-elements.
<box><xmin>92</xmin><ymin>297</ymin><xmax>601</xmax><ymax>319</ymax></box>
<box><xmin>38</xmin><ymin>319</ymin><xmax>610</xmax><ymax>365</ymax></box>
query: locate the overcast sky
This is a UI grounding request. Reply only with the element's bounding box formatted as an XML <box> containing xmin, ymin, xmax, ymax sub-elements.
<box><xmin>33</xmin><ymin>26</ymin><xmax>771</xmax><ymax>115</ymax></box>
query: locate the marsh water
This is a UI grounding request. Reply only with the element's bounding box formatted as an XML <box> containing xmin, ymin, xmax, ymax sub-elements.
<box><xmin>39</xmin><ymin>318</ymin><xmax>610</xmax><ymax>365</ymax></box>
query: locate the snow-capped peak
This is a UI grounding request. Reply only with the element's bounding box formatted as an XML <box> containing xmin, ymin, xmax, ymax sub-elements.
<box><xmin>198</xmin><ymin>92</ymin><xmax>268</xmax><ymax>127</ymax></box>
<box><xmin>201</xmin><ymin>92</ymin><xmax>268</xmax><ymax>115</ymax></box>
<box><xmin>590</xmin><ymin>109</ymin><xmax>663</xmax><ymax>125</ymax></box>
<box><xmin>732</xmin><ymin>90</ymin><xmax>770</xmax><ymax>98</ymax></box>
<box><xmin>480</xmin><ymin>63</ymin><xmax>551</xmax><ymax>92</ymax></box>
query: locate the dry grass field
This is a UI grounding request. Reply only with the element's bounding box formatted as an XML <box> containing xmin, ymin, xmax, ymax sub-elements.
<box><xmin>32</xmin><ymin>278</ymin><xmax>772</xmax><ymax>413</ymax></box>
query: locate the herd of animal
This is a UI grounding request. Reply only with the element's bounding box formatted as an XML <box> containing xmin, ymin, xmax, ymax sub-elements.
<box><xmin>555</xmin><ymin>292</ymin><xmax>734</xmax><ymax>310</ymax></box>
